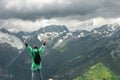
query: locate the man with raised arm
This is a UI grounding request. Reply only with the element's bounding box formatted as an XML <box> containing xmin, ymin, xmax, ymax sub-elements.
<box><xmin>24</xmin><ymin>40</ymin><xmax>46</xmax><ymax>80</ymax></box>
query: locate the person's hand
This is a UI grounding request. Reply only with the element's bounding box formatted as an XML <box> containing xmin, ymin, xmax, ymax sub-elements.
<box><xmin>43</xmin><ymin>41</ymin><xmax>47</xmax><ymax>46</ymax></box>
<box><xmin>24</xmin><ymin>39</ymin><xmax>28</xmax><ymax>46</ymax></box>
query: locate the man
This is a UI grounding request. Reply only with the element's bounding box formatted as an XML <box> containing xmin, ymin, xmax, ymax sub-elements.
<box><xmin>24</xmin><ymin>40</ymin><xmax>46</xmax><ymax>80</ymax></box>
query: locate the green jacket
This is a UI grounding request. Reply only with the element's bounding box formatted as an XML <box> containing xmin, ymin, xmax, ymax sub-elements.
<box><xmin>26</xmin><ymin>44</ymin><xmax>45</xmax><ymax>71</ymax></box>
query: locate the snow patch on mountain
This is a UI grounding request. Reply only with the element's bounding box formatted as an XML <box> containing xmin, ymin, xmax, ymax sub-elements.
<box><xmin>78</xmin><ymin>32</ymin><xmax>85</xmax><ymax>38</ymax></box>
<box><xmin>53</xmin><ymin>39</ymin><xmax>63</xmax><ymax>48</ymax></box>
<box><xmin>22</xmin><ymin>35</ymin><xmax>31</xmax><ymax>40</ymax></box>
<box><xmin>38</xmin><ymin>32</ymin><xmax>60</xmax><ymax>42</ymax></box>
<box><xmin>63</xmin><ymin>32</ymin><xmax>73</xmax><ymax>40</ymax></box>
<box><xmin>0</xmin><ymin>31</ymin><xmax>24</xmax><ymax>50</ymax></box>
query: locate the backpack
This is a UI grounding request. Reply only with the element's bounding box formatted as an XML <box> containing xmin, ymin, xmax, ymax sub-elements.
<box><xmin>34</xmin><ymin>50</ymin><xmax>41</xmax><ymax>65</ymax></box>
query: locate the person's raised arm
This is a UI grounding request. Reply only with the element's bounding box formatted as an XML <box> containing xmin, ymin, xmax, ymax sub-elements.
<box><xmin>39</xmin><ymin>41</ymin><xmax>46</xmax><ymax>54</ymax></box>
<box><xmin>24</xmin><ymin>40</ymin><xmax>32</xmax><ymax>55</ymax></box>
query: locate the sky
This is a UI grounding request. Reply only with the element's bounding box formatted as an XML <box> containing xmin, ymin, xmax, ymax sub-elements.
<box><xmin>0</xmin><ymin>0</ymin><xmax>120</xmax><ymax>32</ymax></box>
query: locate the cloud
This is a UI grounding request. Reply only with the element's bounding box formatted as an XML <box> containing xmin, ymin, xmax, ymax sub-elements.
<box><xmin>1</xmin><ymin>0</ymin><xmax>120</xmax><ymax>20</ymax></box>
<box><xmin>0</xmin><ymin>0</ymin><xmax>111</xmax><ymax>20</ymax></box>
<box><xmin>0</xmin><ymin>0</ymin><xmax>120</xmax><ymax>32</ymax></box>
<box><xmin>1</xmin><ymin>17</ymin><xmax>120</xmax><ymax>32</ymax></box>
<box><xmin>0</xmin><ymin>18</ymin><xmax>81</xmax><ymax>32</ymax></box>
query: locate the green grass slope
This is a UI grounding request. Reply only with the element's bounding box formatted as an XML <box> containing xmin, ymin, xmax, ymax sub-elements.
<box><xmin>73</xmin><ymin>63</ymin><xmax>120</xmax><ymax>80</ymax></box>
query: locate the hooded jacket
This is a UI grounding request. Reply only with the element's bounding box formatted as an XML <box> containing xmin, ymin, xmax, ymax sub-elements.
<box><xmin>26</xmin><ymin>44</ymin><xmax>45</xmax><ymax>71</ymax></box>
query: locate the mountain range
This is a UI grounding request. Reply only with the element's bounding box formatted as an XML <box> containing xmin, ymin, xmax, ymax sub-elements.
<box><xmin>0</xmin><ymin>24</ymin><xmax>120</xmax><ymax>80</ymax></box>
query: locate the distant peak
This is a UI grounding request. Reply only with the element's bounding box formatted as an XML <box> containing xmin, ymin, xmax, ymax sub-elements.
<box><xmin>39</xmin><ymin>25</ymin><xmax>69</xmax><ymax>33</ymax></box>
<box><xmin>0</xmin><ymin>28</ymin><xmax>10</xmax><ymax>33</ymax></box>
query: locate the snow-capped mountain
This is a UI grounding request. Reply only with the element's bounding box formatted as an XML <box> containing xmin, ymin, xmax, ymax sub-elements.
<box><xmin>0</xmin><ymin>30</ymin><xmax>24</xmax><ymax>50</ymax></box>
<box><xmin>30</xmin><ymin>24</ymin><xmax>120</xmax><ymax>49</ymax></box>
<box><xmin>91</xmin><ymin>24</ymin><xmax>120</xmax><ymax>37</ymax></box>
<box><xmin>0</xmin><ymin>24</ymin><xmax>118</xmax><ymax>50</ymax></box>
<box><xmin>0</xmin><ymin>24</ymin><xmax>119</xmax><ymax>51</ymax></box>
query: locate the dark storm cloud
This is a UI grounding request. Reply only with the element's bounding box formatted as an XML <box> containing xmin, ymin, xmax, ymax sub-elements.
<box><xmin>0</xmin><ymin>0</ymin><xmax>120</xmax><ymax>21</ymax></box>
<box><xmin>93</xmin><ymin>0</ymin><xmax>120</xmax><ymax>18</ymax></box>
